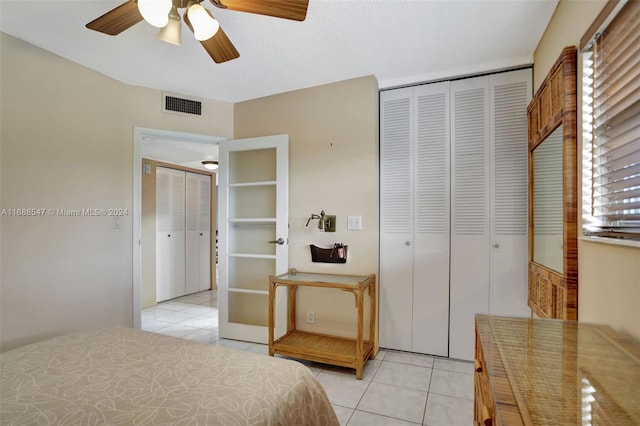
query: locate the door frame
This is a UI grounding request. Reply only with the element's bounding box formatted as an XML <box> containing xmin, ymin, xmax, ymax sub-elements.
<box><xmin>133</xmin><ymin>127</ymin><xmax>224</xmax><ymax>329</ymax></box>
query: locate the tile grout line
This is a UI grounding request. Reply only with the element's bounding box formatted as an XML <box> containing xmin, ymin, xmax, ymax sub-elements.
<box><xmin>422</xmin><ymin>362</ymin><xmax>435</xmax><ymax>426</ymax></box>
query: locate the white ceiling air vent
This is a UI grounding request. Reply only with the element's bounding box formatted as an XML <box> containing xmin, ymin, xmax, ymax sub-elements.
<box><xmin>162</xmin><ymin>92</ymin><xmax>202</xmax><ymax>117</ymax></box>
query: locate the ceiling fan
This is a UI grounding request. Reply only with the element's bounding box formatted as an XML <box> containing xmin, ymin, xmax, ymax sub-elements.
<box><xmin>86</xmin><ymin>0</ymin><xmax>309</xmax><ymax>63</ymax></box>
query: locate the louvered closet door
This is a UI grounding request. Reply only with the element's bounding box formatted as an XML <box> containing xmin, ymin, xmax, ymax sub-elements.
<box><xmin>380</xmin><ymin>83</ymin><xmax>450</xmax><ymax>356</ymax></box>
<box><xmin>412</xmin><ymin>82</ymin><xmax>450</xmax><ymax>356</ymax></box>
<box><xmin>380</xmin><ymin>87</ymin><xmax>414</xmax><ymax>351</ymax></box>
<box><xmin>156</xmin><ymin>167</ymin><xmax>186</xmax><ymax>302</ymax></box>
<box><xmin>489</xmin><ymin>69</ymin><xmax>532</xmax><ymax>317</ymax></box>
<box><xmin>197</xmin><ymin>175</ymin><xmax>211</xmax><ymax>291</ymax></box>
<box><xmin>449</xmin><ymin>76</ymin><xmax>491</xmax><ymax>361</ymax></box>
<box><xmin>185</xmin><ymin>173</ymin><xmax>199</xmax><ymax>295</ymax></box>
<box><xmin>185</xmin><ymin>172</ymin><xmax>211</xmax><ymax>295</ymax></box>
<box><xmin>450</xmin><ymin>71</ymin><xmax>532</xmax><ymax>360</ymax></box>
<box><xmin>381</xmin><ymin>69</ymin><xmax>531</xmax><ymax>359</ymax></box>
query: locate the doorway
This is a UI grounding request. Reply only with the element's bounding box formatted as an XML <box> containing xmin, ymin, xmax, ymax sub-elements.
<box><xmin>133</xmin><ymin>127</ymin><xmax>225</xmax><ymax>330</ymax></box>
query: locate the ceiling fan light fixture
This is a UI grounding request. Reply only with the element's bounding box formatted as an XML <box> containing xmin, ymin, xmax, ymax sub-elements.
<box><xmin>138</xmin><ymin>0</ymin><xmax>172</xmax><ymax>28</ymax></box>
<box><xmin>187</xmin><ymin>3</ymin><xmax>220</xmax><ymax>41</ymax></box>
<box><xmin>202</xmin><ymin>161</ymin><xmax>219</xmax><ymax>170</ymax></box>
<box><xmin>157</xmin><ymin>6</ymin><xmax>182</xmax><ymax>46</ymax></box>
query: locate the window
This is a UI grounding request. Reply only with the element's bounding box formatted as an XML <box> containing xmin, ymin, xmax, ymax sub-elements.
<box><xmin>581</xmin><ymin>0</ymin><xmax>640</xmax><ymax>239</ymax></box>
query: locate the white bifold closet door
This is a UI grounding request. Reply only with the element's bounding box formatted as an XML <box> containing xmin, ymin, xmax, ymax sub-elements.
<box><xmin>380</xmin><ymin>69</ymin><xmax>531</xmax><ymax>361</ymax></box>
<box><xmin>157</xmin><ymin>167</ymin><xmax>212</xmax><ymax>302</ymax></box>
<box><xmin>156</xmin><ymin>167</ymin><xmax>186</xmax><ymax>302</ymax></box>
<box><xmin>488</xmin><ymin>70</ymin><xmax>531</xmax><ymax>320</ymax></box>
<box><xmin>449</xmin><ymin>76</ymin><xmax>492</xmax><ymax>360</ymax></box>
<box><xmin>185</xmin><ymin>172</ymin><xmax>211</xmax><ymax>294</ymax></box>
<box><xmin>449</xmin><ymin>70</ymin><xmax>531</xmax><ymax>360</ymax></box>
<box><xmin>379</xmin><ymin>81</ymin><xmax>450</xmax><ymax>357</ymax></box>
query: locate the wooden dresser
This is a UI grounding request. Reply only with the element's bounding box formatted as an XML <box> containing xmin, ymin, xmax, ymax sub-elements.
<box><xmin>474</xmin><ymin>315</ymin><xmax>640</xmax><ymax>425</ymax></box>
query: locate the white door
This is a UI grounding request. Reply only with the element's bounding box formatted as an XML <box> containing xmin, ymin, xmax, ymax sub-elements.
<box><xmin>380</xmin><ymin>88</ymin><xmax>414</xmax><ymax>352</ymax></box>
<box><xmin>156</xmin><ymin>167</ymin><xmax>186</xmax><ymax>302</ymax></box>
<box><xmin>185</xmin><ymin>172</ymin><xmax>211</xmax><ymax>295</ymax></box>
<box><xmin>449</xmin><ymin>70</ymin><xmax>532</xmax><ymax>360</ymax></box>
<box><xmin>488</xmin><ymin>70</ymin><xmax>531</xmax><ymax>318</ymax></box>
<box><xmin>218</xmin><ymin>135</ymin><xmax>289</xmax><ymax>343</ymax></box>
<box><xmin>379</xmin><ymin>82</ymin><xmax>450</xmax><ymax>357</ymax></box>
<box><xmin>197</xmin><ymin>174</ymin><xmax>212</xmax><ymax>291</ymax></box>
<box><xmin>449</xmin><ymin>76</ymin><xmax>491</xmax><ymax>361</ymax></box>
<box><xmin>412</xmin><ymin>82</ymin><xmax>450</xmax><ymax>357</ymax></box>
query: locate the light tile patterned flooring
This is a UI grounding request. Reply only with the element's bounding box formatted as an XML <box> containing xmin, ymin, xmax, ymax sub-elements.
<box><xmin>142</xmin><ymin>290</ymin><xmax>474</xmax><ymax>425</ymax></box>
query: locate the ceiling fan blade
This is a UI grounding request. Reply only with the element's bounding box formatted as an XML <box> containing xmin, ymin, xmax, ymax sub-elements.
<box><xmin>212</xmin><ymin>0</ymin><xmax>309</xmax><ymax>21</ymax></box>
<box><xmin>86</xmin><ymin>0</ymin><xmax>143</xmax><ymax>35</ymax></box>
<box><xmin>199</xmin><ymin>27</ymin><xmax>240</xmax><ymax>64</ymax></box>
<box><xmin>184</xmin><ymin>13</ymin><xmax>240</xmax><ymax>64</ymax></box>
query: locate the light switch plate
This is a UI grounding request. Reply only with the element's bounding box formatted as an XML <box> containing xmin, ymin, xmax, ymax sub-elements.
<box><xmin>347</xmin><ymin>215</ymin><xmax>362</xmax><ymax>230</ymax></box>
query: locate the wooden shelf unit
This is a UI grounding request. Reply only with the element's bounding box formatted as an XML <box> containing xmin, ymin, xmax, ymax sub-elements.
<box><xmin>268</xmin><ymin>272</ymin><xmax>376</xmax><ymax>379</ymax></box>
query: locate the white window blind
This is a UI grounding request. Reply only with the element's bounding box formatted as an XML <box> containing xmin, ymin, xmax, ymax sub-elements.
<box><xmin>582</xmin><ymin>0</ymin><xmax>640</xmax><ymax>238</ymax></box>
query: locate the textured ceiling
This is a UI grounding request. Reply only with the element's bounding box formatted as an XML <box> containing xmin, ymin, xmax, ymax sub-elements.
<box><xmin>0</xmin><ymin>0</ymin><xmax>557</xmax><ymax>103</ymax></box>
<box><xmin>140</xmin><ymin>136</ymin><xmax>221</xmax><ymax>171</ymax></box>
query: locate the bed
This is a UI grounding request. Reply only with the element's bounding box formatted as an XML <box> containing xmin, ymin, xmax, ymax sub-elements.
<box><xmin>0</xmin><ymin>328</ymin><xmax>339</xmax><ymax>425</ymax></box>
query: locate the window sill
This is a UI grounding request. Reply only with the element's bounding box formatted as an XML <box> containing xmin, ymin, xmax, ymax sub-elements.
<box><xmin>579</xmin><ymin>235</ymin><xmax>640</xmax><ymax>249</ymax></box>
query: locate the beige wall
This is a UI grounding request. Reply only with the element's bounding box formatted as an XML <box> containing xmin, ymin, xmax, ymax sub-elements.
<box><xmin>234</xmin><ymin>76</ymin><xmax>379</xmax><ymax>340</ymax></box>
<box><xmin>0</xmin><ymin>33</ymin><xmax>233</xmax><ymax>351</ymax></box>
<box><xmin>533</xmin><ymin>0</ymin><xmax>640</xmax><ymax>341</ymax></box>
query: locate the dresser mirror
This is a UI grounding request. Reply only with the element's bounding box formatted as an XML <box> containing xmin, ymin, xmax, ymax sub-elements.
<box><xmin>527</xmin><ymin>46</ymin><xmax>578</xmax><ymax>320</ymax></box>
<box><xmin>532</xmin><ymin>125</ymin><xmax>564</xmax><ymax>273</ymax></box>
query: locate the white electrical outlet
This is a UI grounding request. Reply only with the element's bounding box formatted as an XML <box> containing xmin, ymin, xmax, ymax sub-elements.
<box><xmin>307</xmin><ymin>311</ymin><xmax>315</xmax><ymax>323</ymax></box>
<box><xmin>347</xmin><ymin>215</ymin><xmax>362</xmax><ymax>230</ymax></box>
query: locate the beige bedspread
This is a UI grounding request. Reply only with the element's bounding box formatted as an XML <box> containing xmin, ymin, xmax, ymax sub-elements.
<box><xmin>0</xmin><ymin>328</ymin><xmax>339</xmax><ymax>425</ymax></box>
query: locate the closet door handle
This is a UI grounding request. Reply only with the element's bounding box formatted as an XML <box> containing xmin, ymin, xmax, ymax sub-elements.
<box><xmin>168</xmin><ymin>234</ymin><xmax>171</xmax><ymax>237</ymax></box>
<box><xmin>493</xmin><ymin>243</ymin><xmax>499</xmax><ymax>248</ymax></box>
<box><xmin>268</xmin><ymin>238</ymin><xmax>285</xmax><ymax>245</ymax></box>
<box><xmin>200</xmin><ymin>233</ymin><xmax>203</xmax><ymax>236</ymax></box>
<box><xmin>405</xmin><ymin>241</ymin><xmax>411</xmax><ymax>246</ymax></box>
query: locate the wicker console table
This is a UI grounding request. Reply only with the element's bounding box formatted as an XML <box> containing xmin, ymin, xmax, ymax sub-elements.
<box><xmin>268</xmin><ymin>272</ymin><xmax>376</xmax><ymax>379</ymax></box>
<box><xmin>474</xmin><ymin>314</ymin><xmax>640</xmax><ymax>425</ymax></box>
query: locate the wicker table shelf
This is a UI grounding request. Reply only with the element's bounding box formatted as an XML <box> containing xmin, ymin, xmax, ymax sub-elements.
<box><xmin>268</xmin><ymin>272</ymin><xmax>376</xmax><ymax>379</ymax></box>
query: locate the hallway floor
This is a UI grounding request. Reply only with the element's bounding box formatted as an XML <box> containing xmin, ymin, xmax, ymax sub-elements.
<box><xmin>141</xmin><ymin>290</ymin><xmax>474</xmax><ymax>425</ymax></box>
